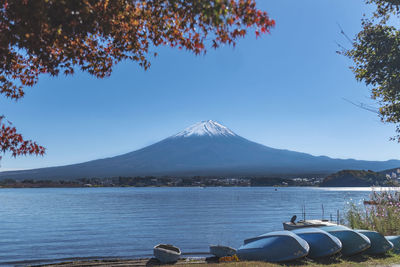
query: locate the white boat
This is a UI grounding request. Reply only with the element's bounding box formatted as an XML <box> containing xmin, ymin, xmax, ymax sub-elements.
<box><xmin>153</xmin><ymin>244</ymin><xmax>181</xmax><ymax>263</ymax></box>
<box><xmin>283</xmin><ymin>219</ymin><xmax>338</xmax><ymax>230</ymax></box>
<box><xmin>209</xmin><ymin>245</ymin><xmax>236</xmax><ymax>257</ymax></box>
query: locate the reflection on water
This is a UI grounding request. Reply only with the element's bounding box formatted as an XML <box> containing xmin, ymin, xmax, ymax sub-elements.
<box><xmin>0</xmin><ymin>187</ymin><xmax>379</xmax><ymax>264</ymax></box>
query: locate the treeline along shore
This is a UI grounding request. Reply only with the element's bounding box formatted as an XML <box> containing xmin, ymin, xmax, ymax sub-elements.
<box><xmin>0</xmin><ymin>176</ymin><xmax>323</xmax><ymax>188</ymax></box>
<box><xmin>0</xmin><ymin>169</ymin><xmax>399</xmax><ymax>188</ymax></box>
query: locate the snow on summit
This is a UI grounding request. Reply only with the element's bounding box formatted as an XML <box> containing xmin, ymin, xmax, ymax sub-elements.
<box><xmin>173</xmin><ymin>120</ymin><xmax>237</xmax><ymax>138</ymax></box>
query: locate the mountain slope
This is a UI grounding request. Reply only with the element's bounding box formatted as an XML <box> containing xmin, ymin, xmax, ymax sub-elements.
<box><xmin>1</xmin><ymin>120</ymin><xmax>399</xmax><ymax>180</ymax></box>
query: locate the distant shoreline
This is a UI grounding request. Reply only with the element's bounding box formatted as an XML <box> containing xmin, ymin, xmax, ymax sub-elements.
<box><xmin>0</xmin><ymin>176</ymin><xmax>323</xmax><ymax>188</ymax></box>
<box><xmin>0</xmin><ymin>185</ymin><xmax>317</xmax><ymax>189</ymax></box>
<box><xmin>0</xmin><ymin>171</ymin><xmax>398</xmax><ymax>188</ymax></box>
<box><xmin>0</xmin><ymin>185</ymin><xmax>398</xmax><ymax>189</ymax></box>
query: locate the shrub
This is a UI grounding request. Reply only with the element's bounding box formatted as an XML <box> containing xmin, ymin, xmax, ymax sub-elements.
<box><xmin>346</xmin><ymin>190</ymin><xmax>400</xmax><ymax>235</ymax></box>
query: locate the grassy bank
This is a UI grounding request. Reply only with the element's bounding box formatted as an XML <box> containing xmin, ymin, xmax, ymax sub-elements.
<box><xmin>38</xmin><ymin>253</ymin><xmax>400</xmax><ymax>267</ymax></box>
<box><xmin>169</xmin><ymin>253</ymin><xmax>400</xmax><ymax>267</ymax></box>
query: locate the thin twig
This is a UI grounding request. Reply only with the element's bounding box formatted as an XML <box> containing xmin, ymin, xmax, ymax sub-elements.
<box><xmin>337</xmin><ymin>22</ymin><xmax>353</xmax><ymax>44</ymax></box>
<box><xmin>342</xmin><ymin>97</ymin><xmax>380</xmax><ymax>114</ymax></box>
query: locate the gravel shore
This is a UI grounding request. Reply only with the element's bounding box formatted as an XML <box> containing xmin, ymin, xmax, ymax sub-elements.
<box><xmin>35</xmin><ymin>257</ymin><xmax>214</xmax><ymax>267</ymax></box>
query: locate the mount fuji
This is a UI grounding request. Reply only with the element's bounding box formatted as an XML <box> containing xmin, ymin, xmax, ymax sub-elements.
<box><xmin>1</xmin><ymin>120</ymin><xmax>399</xmax><ymax>180</ymax></box>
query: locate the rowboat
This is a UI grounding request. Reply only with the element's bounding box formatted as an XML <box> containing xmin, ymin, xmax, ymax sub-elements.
<box><xmin>319</xmin><ymin>225</ymin><xmax>371</xmax><ymax>256</ymax></box>
<box><xmin>385</xmin><ymin>236</ymin><xmax>400</xmax><ymax>254</ymax></box>
<box><xmin>153</xmin><ymin>244</ymin><xmax>181</xmax><ymax>263</ymax></box>
<box><xmin>209</xmin><ymin>245</ymin><xmax>236</xmax><ymax>258</ymax></box>
<box><xmin>283</xmin><ymin>220</ymin><xmax>338</xmax><ymax>230</ymax></box>
<box><xmin>237</xmin><ymin>231</ymin><xmax>309</xmax><ymax>262</ymax></box>
<box><xmin>291</xmin><ymin>227</ymin><xmax>342</xmax><ymax>258</ymax></box>
<box><xmin>355</xmin><ymin>230</ymin><xmax>393</xmax><ymax>254</ymax></box>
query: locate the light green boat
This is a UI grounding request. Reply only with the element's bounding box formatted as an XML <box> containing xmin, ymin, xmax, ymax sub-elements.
<box><xmin>385</xmin><ymin>236</ymin><xmax>400</xmax><ymax>254</ymax></box>
<box><xmin>355</xmin><ymin>230</ymin><xmax>393</xmax><ymax>255</ymax></box>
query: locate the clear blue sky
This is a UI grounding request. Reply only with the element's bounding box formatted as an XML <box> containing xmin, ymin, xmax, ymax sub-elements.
<box><xmin>1</xmin><ymin>0</ymin><xmax>399</xmax><ymax>171</ymax></box>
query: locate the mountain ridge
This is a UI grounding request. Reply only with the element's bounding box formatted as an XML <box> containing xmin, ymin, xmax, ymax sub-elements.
<box><xmin>0</xmin><ymin>120</ymin><xmax>399</xmax><ymax>180</ymax></box>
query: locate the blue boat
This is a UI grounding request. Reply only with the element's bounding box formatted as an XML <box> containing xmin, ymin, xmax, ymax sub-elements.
<box><xmin>386</xmin><ymin>236</ymin><xmax>400</xmax><ymax>254</ymax></box>
<box><xmin>355</xmin><ymin>230</ymin><xmax>393</xmax><ymax>254</ymax></box>
<box><xmin>237</xmin><ymin>231</ymin><xmax>309</xmax><ymax>262</ymax></box>
<box><xmin>319</xmin><ymin>225</ymin><xmax>371</xmax><ymax>256</ymax></box>
<box><xmin>292</xmin><ymin>227</ymin><xmax>342</xmax><ymax>258</ymax></box>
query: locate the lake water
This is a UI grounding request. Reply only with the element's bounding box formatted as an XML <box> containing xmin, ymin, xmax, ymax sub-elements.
<box><xmin>0</xmin><ymin>187</ymin><xmax>381</xmax><ymax>265</ymax></box>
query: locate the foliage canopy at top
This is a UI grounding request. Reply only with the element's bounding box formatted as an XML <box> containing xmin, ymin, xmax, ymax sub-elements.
<box><xmin>345</xmin><ymin>0</ymin><xmax>400</xmax><ymax>141</ymax></box>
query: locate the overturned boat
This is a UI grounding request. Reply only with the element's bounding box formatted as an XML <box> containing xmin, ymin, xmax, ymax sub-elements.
<box><xmin>355</xmin><ymin>230</ymin><xmax>393</xmax><ymax>254</ymax></box>
<box><xmin>386</xmin><ymin>236</ymin><xmax>400</xmax><ymax>254</ymax></box>
<box><xmin>153</xmin><ymin>244</ymin><xmax>181</xmax><ymax>263</ymax></box>
<box><xmin>292</xmin><ymin>227</ymin><xmax>342</xmax><ymax>258</ymax></box>
<box><xmin>209</xmin><ymin>245</ymin><xmax>236</xmax><ymax>258</ymax></box>
<box><xmin>237</xmin><ymin>230</ymin><xmax>309</xmax><ymax>262</ymax></box>
<box><xmin>319</xmin><ymin>225</ymin><xmax>371</xmax><ymax>256</ymax></box>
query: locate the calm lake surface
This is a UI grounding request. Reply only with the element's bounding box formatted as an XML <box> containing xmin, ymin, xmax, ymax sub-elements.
<box><xmin>0</xmin><ymin>187</ymin><xmax>381</xmax><ymax>265</ymax></box>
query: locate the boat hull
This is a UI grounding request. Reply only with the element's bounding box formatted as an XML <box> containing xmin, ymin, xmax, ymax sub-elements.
<box><xmin>283</xmin><ymin>220</ymin><xmax>337</xmax><ymax>230</ymax></box>
<box><xmin>319</xmin><ymin>226</ymin><xmax>371</xmax><ymax>256</ymax></box>
<box><xmin>237</xmin><ymin>231</ymin><xmax>309</xmax><ymax>262</ymax></box>
<box><xmin>292</xmin><ymin>227</ymin><xmax>342</xmax><ymax>258</ymax></box>
<box><xmin>355</xmin><ymin>230</ymin><xmax>393</xmax><ymax>254</ymax></box>
<box><xmin>153</xmin><ymin>244</ymin><xmax>181</xmax><ymax>263</ymax></box>
<box><xmin>209</xmin><ymin>245</ymin><xmax>236</xmax><ymax>258</ymax></box>
<box><xmin>386</xmin><ymin>236</ymin><xmax>400</xmax><ymax>254</ymax></box>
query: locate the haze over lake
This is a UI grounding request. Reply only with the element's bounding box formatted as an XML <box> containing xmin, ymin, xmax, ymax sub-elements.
<box><xmin>0</xmin><ymin>187</ymin><xmax>376</xmax><ymax>265</ymax></box>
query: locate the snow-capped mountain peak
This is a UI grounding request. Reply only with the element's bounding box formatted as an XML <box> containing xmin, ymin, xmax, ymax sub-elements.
<box><xmin>173</xmin><ymin>120</ymin><xmax>237</xmax><ymax>138</ymax></box>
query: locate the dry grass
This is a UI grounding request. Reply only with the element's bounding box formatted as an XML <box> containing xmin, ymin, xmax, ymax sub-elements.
<box><xmin>165</xmin><ymin>253</ymin><xmax>400</xmax><ymax>267</ymax></box>
<box><xmin>37</xmin><ymin>253</ymin><xmax>400</xmax><ymax>267</ymax></box>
